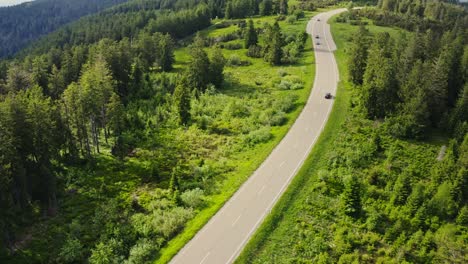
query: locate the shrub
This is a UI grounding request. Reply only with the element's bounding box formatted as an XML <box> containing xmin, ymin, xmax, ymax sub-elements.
<box><xmin>57</xmin><ymin>236</ymin><xmax>84</xmax><ymax>263</ymax></box>
<box><xmin>286</xmin><ymin>15</ymin><xmax>297</xmax><ymax>24</ymax></box>
<box><xmin>270</xmin><ymin>111</ymin><xmax>287</xmax><ymax>126</ymax></box>
<box><xmin>223</xmin><ymin>42</ymin><xmax>243</xmax><ymax>50</ymax></box>
<box><xmin>180</xmin><ymin>188</ymin><xmax>205</xmax><ymax>208</ymax></box>
<box><xmin>244</xmin><ymin>127</ymin><xmax>272</xmax><ymax>146</ymax></box>
<box><xmin>125</xmin><ymin>239</ymin><xmax>157</xmax><ymax>264</ymax></box>
<box><xmin>278</xmin><ymin>69</ymin><xmax>288</xmax><ymax>77</ymax></box>
<box><xmin>247</xmin><ymin>44</ymin><xmax>263</xmax><ymax>58</ymax></box>
<box><xmin>273</xmin><ymin>94</ymin><xmax>298</xmax><ymax>113</ymax></box>
<box><xmin>227</xmin><ymin>55</ymin><xmax>252</xmax><ymax>66</ymax></box>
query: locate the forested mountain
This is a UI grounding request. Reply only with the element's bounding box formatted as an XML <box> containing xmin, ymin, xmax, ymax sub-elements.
<box><xmin>0</xmin><ymin>0</ymin><xmax>130</xmax><ymax>58</ymax></box>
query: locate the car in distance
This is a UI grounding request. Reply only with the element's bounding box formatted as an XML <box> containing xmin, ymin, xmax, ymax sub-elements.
<box><xmin>325</xmin><ymin>93</ymin><xmax>332</xmax><ymax>99</ymax></box>
<box><xmin>315</xmin><ymin>35</ymin><xmax>319</xmax><ymax>39</ymax></box>
<box><xmin>317</xmin><ymin>18</ymin><xmax>321</xmax><ymax>21</ymax></box>
<box><xmin>316</xmin><ymin>42</ymin><xmax>320</xmax><ymax>45</ymax></box>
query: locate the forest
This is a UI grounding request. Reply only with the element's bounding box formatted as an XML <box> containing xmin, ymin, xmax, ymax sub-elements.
<box><xmin>0</xmin><ymin>0</ymin><xmax>129</xmax><ymax>58</ymax></box>
<box><xmin>238</xmin><ymin>1</ymin><xmax>468</xmax><ymax>263</ymax></box>
<box><xmin>0</xmin><ymin>0</ymin><xmax>319</xmax><ymax>262</ymax></box>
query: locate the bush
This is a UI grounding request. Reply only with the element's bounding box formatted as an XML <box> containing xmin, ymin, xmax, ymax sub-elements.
<box><xmin>247</xmin><ymin>44</ymin><xmax>263</xmax><ymax>58</ymax></box>
<box><xmin>227</xmin><ymin>55</ymin><xmax>252</xmax><ymax>67</ymax></box>
<box><xmin>286</xmin><ymin>15</ymin><xmax>297</xmax><ymax>24</ymax></box>
<box><xmin>57</xmin><ymin>236</ymin><xmax>84</xmax><ymax>263</ymax></box>
<box><xmin>180</xmin><ymin>188</ymin><xmax>205</xmax><ymax>208</ymax></box>
<box><xmin>244</xmin><ymin>127</ymin><xmax>272</xmax><ymax>146</ymax></box>
<box><xmin>223</xmin><ymin>42</ymin><xmax>243</xmax><ymax>50</ymax></box>
<box><xmin>276</xmin><ymin>76</ymin><xmax>303</xmax><ymax>90</ymax></box>
<box><xmin>273</xmin><ymin>94</ymin><xmax>298</xmax><ymax>113</ymax></box>
<box><xmin>125</xmin><ymin>239</ymin><xmax>157</xmax><ymax>264</ymax></box>
<box><xmin>270</xmin><ymin>111</ymin><xmax>287</xmax><ymax>126</ymax></box>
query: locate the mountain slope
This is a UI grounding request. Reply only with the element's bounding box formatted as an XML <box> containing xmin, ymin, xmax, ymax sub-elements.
<box><xmin>0</xmin><ymin>0</ymin><xmax>129</xmax><ymax>58</ymax></box>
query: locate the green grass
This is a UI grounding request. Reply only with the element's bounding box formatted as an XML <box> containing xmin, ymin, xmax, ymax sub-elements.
<box><xmin>154</xmin><ymin>10</ymin><xmax>327</xmax><ymax>264</ymax></box>
<box><xmin>235</xmin><ymin>11</ymin><xmax>410</xmax><ymax>263</ymax></box>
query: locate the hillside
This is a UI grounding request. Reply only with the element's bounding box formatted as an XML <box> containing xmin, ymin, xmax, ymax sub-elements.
<box><xmin>0</xmin><ymin>0</ymin><xmax>130</xmax><ymax>58</ymax></box>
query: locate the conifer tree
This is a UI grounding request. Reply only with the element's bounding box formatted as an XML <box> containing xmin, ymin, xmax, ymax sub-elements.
<box><xmin>174</xmin><ymin>81</ymin><xmax>191</xmax><ymax>125</ymax></box>
<box><xmin>245</xmin><ymin>19</ymin><xmax>258</xmax><ymax>49</ymax></box>
<box><xmin>342</xmin><ymin>175</ymin><xmax>361</xmax><ymax>218</ymax></box>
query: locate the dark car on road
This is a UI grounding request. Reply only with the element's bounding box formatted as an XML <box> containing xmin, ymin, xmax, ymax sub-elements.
<box><xmin>315</xmin><ymin>35</ymin><xmax>319</xmax><ymax>39</ymax></box>
<box><xmin>316</xmin><ymin>42</ymin><xmax>320</xmax><ymax>45</ymax></box>
<box><xmin>325</xmin><ymin>93</ymin><xmax>332</xmax><ymax>99</ymax></box>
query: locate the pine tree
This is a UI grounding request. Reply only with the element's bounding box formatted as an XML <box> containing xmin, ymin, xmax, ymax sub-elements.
<box><xmin>106</xmin><ymin>93</ymin><xmax>125</xmax><ymax>138</ymax></box>
<box><xmin>427</xmin><ymin>49</ymin><xmax>449</xmax><ymax>126</ymax></box>
<box><xmin>348</xmin><ymin>25</ymin><xmax>370</xmax><ymax>85</ymax></box>
<box><xmin>158</xmin><ymin>34</ymin><xmax>175</xmax><ymax>72</ymax></box>
<box><xmin>209</xmin><ymin>48</ymin><xmax>226</xmax><ymax>88</ymax></box>
<box><xmin>259</xmin><ymin>0</ymin><xmax>273</xmax><ymax>16</ymax></box>
<box><xmin>264</xmin><ymin>22</ymin><xmax>283</xmax><ymax>65</ymax></box>
<box><xmin>187</xmin><ymin>43</ymin><xmax>211</xmax><ymax>91</ymax></box>
<box><xmin>342</xmin><ymin>175</ymin><xmax>361</xmax><ymax>218</ymax></box>
<box><xmin>225</xmin><ymin>2</ymin><xmax>233</xmax><ymax>19</ymax></box>
<box><xmin>245</xmin><ymin>19</ymin><xmax>258</xmax><ymax>49</ymax></box>
<box><xmin>174</xmin><ymin>81</ymin><xmax>191</xmax><ymax>125</ymax></box>
<box><xmin>278</xmin><ymin>0</ymin><xmax>288</xmax><ymax>15</ymax></box>
<box><xmin>48</xmin><ymin>64</ymin><xmax>65</xmax><ymax>100</ymax></box>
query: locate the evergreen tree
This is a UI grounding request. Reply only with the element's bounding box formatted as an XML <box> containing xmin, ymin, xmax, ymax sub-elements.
<box><xmin>174</xmin><ymin>81</ymin><xmax>191</xmax><ymax>125</ymax></box>
<box><xmin>225</xmin><ymin>2</ymin><xmax>233</xmax><ymax>19</ymax></box>
<box><xmin>342</xmin><ymin>175</ymin><xmax>361</xmax><ymax>218</ymax></box>
<box><xmin>259</xmin><ymin>0</ymin><xmax>273</xmax><ymax>16</ymax></box>
<box><xmin>264</xmin><ymin>22</ymin><xmax>283</xmax><ymax>65</ymax></box>
<box><xmin>348</xmin><ymin>25</ymin><xmax>370</xmax><ymax>85</ymax></box>
<box><xmin>158</xmin><ymin>34</ymin><xmax>175</xmax><ymax>72</ymax></box>
<box><xmin>209</xmin><ymin>48</ymin><xmax>226</xmax><ymax>88</ymax></box>
<box><xmin>427</xmin><ymin>50</ymin><xmax>449</xmax><ymax>126</ymax></box>
<box><xmin>48</xmin><ymin>65</ymin><xmax>66</xmax><ymax>100</ymax></box>
<box><xmin>278</xmin><ymin>0</ymin><xmax>288</xmax><ymax>15</ymax></box>
<box><xmin>245</xmin><ymin>19</ymin><xmax>258</xmax><ymax>49</ymax></box>
<box><xmin>187</xmin><ymin>43</ymin><xmax>211</xmax><ymax>91</ymax></box>
<box><xmin>362</xmin><ymin>33</ymin><xmax>398</xmax><ymax>119</ymax></box>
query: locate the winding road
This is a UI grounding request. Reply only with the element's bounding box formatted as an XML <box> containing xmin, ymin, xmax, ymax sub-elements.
<box><xmin>170</xmin><ymin>8</ymin><xmax>347</xmax><ymax>264</ymax></box>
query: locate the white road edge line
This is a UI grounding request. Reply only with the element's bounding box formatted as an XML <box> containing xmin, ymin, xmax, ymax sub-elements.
<box><xmin>232</xmin><ymin>214</ymin><xmax>242</xmax><ymax>227</ymax></box>
<box><xmin>199</xmin><ymin>252</ymin><xmax>210</xmax><ymax>264</ymax></box>
<box><xmin>257</xmin><ymin>185</ymin><xmax>266</xmax><ymax>196</ymax></box>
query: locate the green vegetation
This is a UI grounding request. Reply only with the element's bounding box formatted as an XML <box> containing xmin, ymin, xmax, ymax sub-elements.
<box><xmin>0</xmin><ymin>0</ymin><xmax>324</xmax><ymax>263</ymax></box>
<box><xmin>0</xmin><ymin>0</ymin><xmax>128</xmax><ymax>58</ymax></box>
<box><xmin>238</xmin><ymin>4</ymin><xmax>468</xmax><ymax>263</ymax></box>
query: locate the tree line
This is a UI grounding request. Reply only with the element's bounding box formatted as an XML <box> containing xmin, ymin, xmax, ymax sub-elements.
<box><xmin>348</xmin><ymin>22</ymin><xmax>467</xmax><ymax>139</ymax></box>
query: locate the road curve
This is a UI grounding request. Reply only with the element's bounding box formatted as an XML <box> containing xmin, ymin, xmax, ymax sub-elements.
<box><xmin>170</xmin><ymin>8</ymin><xmax>347</xmax><ymax>264</ymax></box>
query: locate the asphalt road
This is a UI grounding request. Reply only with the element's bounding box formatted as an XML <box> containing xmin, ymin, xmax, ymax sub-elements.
<box><xmin>170</xmin><ymin>8</ymin><xmax>347</xmax><ymax>264</ymax></box>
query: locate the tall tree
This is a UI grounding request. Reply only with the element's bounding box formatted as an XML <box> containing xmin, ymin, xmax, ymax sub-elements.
<box><xmin>158</xmin><ymin>34</ymin><xmax>175</xmax><ymax>72</ymax></box>
<box><xmin>263</xmin><ymin>22</ymin><xmax>283</xmax><ymax>65</ymax></box>
<box><xmin>173</xmin><ymin>81</ymin><xmax>191</xmax><ymax>125</ymax></box>
<box><xmin>186</xmin><ymin>43</ymin><xmax>211</xmax><ymax>91</ymax></box>
<box><xmin>245</xmin><ymin>19</ymin><xmax>258</xmax><ymax>49</ymax></box>
<box><xmin>362</xmin><ymin>33</ymin><xmax>398</xmax><ymax>119</ymax></box>
<box><xmin>348</xmin><ymin>25</ymin><xmax>370</xmax><ymax>85</ymax></box>
<box><xmin>342</xmin><ymin>175</ymin><xmax>361</xmax><ymax>218</ymax></box>
<box><xmin>209</xmin><ymin>48</ymin><xmax>226</xmax><ymax>88</ymax></box>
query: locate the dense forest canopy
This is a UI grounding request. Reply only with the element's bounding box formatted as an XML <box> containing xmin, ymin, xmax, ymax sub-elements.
<box><xmin>0</xmin><ymin>0</ymin><xmax>130</xmax><ymax>58</ymax></box>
